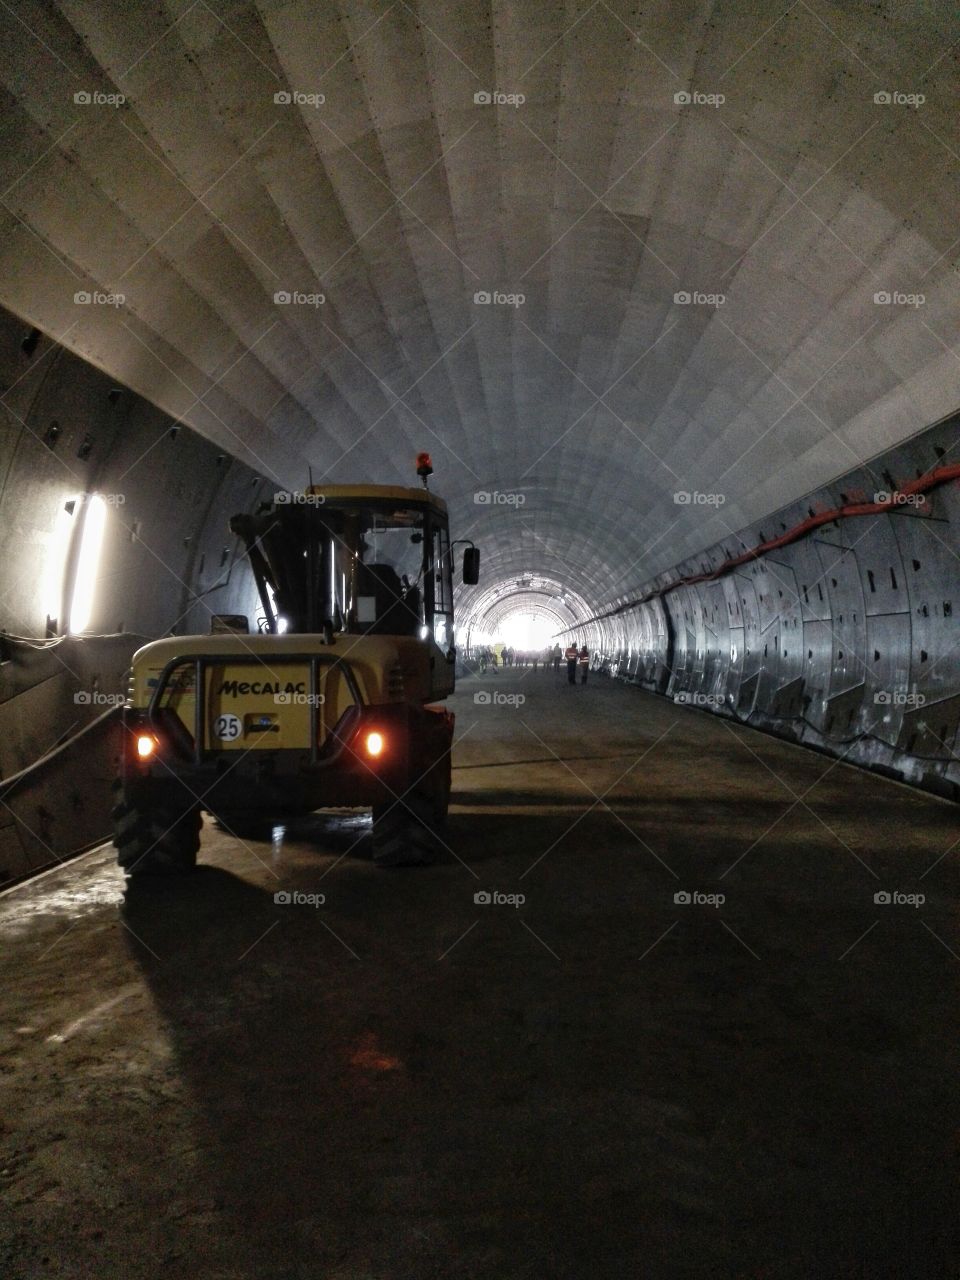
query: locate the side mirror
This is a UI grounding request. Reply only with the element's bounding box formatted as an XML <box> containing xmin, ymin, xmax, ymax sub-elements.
<box><xmin>462</xmin><ymin>546</ymin><xmax>480</xmax><ymax>585</ymax></box>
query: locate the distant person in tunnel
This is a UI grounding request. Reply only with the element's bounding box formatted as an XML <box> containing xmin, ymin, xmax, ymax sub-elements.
<box><xmin>565</xmin><ymin>641</ymin><xmax>578</xmax><ymax>685</ymax></box>
<box><xmin>552</xmin><ymin>643</ymin><xmax>562</xmax><ymax>673</ymax></box>
<box><xmin>579</xmin><ymin>644</ymin><xmax>589</xmax><ymax>685</ymax></box>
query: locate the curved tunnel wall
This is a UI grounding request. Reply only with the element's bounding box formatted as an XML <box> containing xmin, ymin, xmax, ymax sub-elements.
<box><xmin>570</xmin><ymin>414</ymin><xmax>960</xmax><ymax>802</ymax></box>
<box><xmin>0</xmin><ymin>305</ymin><xmax>268</xmax><ymax>880</ymax></box>
<box><xmin>0</xmin><ymin>304</ymin><xmax>268</xmax><ymax>647</ymax></box>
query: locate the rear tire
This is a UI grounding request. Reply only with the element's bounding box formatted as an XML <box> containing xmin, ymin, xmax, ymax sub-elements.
<box><xmin>113</xmin><ymin>782</ymin><xmax>201</xmax><ymax>876</ymax></box>
<box><xmin>371</xmin><ymin>790</ymin><xmax>443</xmax><ymax>867</ymax></box>
<box><xmin>371</xmin><ymin>728</ymin><xmax>452</xmax><ymax>868</ymax></box>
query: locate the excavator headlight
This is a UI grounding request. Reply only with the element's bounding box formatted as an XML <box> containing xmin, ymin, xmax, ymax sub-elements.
<box><xmin>136</xmin><ymin>733</ymin><xmax>158</xmax><ymax>760</ymax></box>
<box><xmin>364</xmin><ymin>731</ymin><xmax>385</xmax><ymax>759</ymax></box>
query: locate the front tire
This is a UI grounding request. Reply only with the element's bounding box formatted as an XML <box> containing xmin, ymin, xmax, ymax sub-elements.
<box><xmin>113</xmin><ymin>782</ymin><xmax>201</xmax><ymax>876</ymax></box>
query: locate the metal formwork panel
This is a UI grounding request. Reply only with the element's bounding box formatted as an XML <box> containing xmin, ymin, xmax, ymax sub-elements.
<box><xmin>792</xmin><ymin>535</ymin><xmax>835</xmax><ymax>734</ymax></box>
<box><xmin>734</xmin><ymin>572</ymin><xmax>762</xmax><ymax>719</ymax></box>
<box><xmin>792</xmin><ymin>536</ymin><xmax>834</xmax><ymax>624</ymax></box>
<box><xmin>720</xmin><ymin>576</ymin><xmax>745</xmax><ymax>710</ymax></box>
<box><xmin>650</xmin><ymin>599</ymin><xmax>674</xmax><ymax>693</ymax></box>
<box><xmin>899</xmin><ymin>692</ymin><xmax>960</xmax><ymax>762</ymax></box>
<box><xmin>665</xmin><ymin>593</ymin><xmax>695</xmax><ymax>698</ymax></box>
<box><xmin>701</xmin><ymin>581</ymin><xmax>729</xmax><ymax>703</ymax></box>
<box><xmin>748</xmin><ymin>561</ymin><xmax>785</xmax><ymax>717</ymax></box>
<box><xmin>764</xmin><ymin>557</ymin><xmax>805</xmax><ymax>721</ymax></box>
<box><xmin>855</xmin><ymin>516</ymin><xmax>912</xmax><ymax>617</ymax></box>
<box><xmin>816</xmin><ymin>537</ymin><xmax>868</xmax><ymax>709</ymax></box>
<box><xmin>800</xmin><ymin>619</ymin><xmax>835</xmax><ymax>735</ymax></box>
<box><xmin>861</xmin><ymin>613</ymin><xmax>913</xmax><ymax>747</ymax></box>
<box><xmin>625</xmin><ymin>645</ymin><xmax>641</xmax><ymax>679</ymax></box>
<box><xmin>894</xmin><ymin>515</ymin><xmax>960</xmax><ymax>706</ymax></box>
<box><xmin>607</xmin><ymin>414</ymin><xmax>960</xmax><ymax>801</ymax></box>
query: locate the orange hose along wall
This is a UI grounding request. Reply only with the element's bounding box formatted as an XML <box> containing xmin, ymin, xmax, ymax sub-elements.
<box><xmin>575</xmin><ymin>412</ymin><xmax>960</xmax><ymax>802</ymax></box>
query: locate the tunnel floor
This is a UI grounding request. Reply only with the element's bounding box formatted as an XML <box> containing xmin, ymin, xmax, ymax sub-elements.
<box><xmin>0</xmin><ymin>670</ymin><xmax>957</xmax><ymax>1278</ymax></box>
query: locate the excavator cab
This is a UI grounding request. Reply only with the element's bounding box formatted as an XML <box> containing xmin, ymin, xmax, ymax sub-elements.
<box><xmin>231</xmin><ymin>486</ymin><xmax>456</xmax><ymax>660</ymax></box>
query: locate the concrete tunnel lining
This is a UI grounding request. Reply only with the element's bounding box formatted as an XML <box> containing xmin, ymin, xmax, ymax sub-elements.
<box><xmin>0</xmin><ymin>2</ymin><xmax>959</xmax><ymax>1274</ymax></box>
<box><xmin>0</xmin><ymin>0</ymin><xmax>958</xmax><ymax>606</ymax></box>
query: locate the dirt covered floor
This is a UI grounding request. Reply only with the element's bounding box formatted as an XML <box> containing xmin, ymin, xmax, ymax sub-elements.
<box><xmin>0</xmin><ymin>670</ymin><xmax>957</xmax><ymax>1278</ymax></box>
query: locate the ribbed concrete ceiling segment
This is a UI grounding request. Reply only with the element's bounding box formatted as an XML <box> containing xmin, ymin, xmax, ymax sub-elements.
<box><xmin>1</xmin><ymin>0</ymin><xmax>958</xmax><ymax>620</ymax></box>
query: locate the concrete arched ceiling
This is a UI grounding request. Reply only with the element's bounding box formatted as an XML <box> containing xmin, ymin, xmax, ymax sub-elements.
<box><xmin>1</xmin><ymin>0</ymin><xmax>958</xmax><ymax>618</ymax></box>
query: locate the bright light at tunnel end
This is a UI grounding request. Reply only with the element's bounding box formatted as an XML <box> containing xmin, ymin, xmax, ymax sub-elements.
<box><xmin>496</xmin><ymin>610</ymin><xmax>557</xmax><ymax>651</ymax></box>
<box><xmin>459</xmin><ymin>577</ymin><xmax>593</xmax><ymax>651</ymax></box>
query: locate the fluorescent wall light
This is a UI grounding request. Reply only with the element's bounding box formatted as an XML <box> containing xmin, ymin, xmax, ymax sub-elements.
<box><xmin>68</xmin><ymin>495</ymin><xmax>107</xmax><ymax>634</ymax></box>
<box><xmin>40</xmin><ymin>497</ymin><xmax>78</xmax><ymax>626</ymax></box>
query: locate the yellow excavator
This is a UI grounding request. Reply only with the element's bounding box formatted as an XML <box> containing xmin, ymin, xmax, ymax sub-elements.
<box><xmin>113</xmin><ymin>456</ymin><xmax>479</xmax><ymax>873</ymax></box>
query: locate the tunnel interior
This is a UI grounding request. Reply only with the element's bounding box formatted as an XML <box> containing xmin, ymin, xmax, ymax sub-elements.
<box><xmin>0</xmin><ymin>1</ymin><xmax>959</xmax><ymax>1276</ymax></box>
<box><xmin>1</xmin><ymin>1</ymin><xmax>958</xmax><ymax>750</ymax></box>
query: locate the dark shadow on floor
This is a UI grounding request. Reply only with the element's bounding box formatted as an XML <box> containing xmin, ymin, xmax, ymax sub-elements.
<box><xmin>118</xmin><ymin>783</ymin><xmax>959</xmax><ymax>1280</ymax></box>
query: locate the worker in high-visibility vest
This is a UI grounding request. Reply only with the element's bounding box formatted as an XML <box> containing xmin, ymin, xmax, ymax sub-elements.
<box><xmin>564</xmin><ymin>641</ymin><xmax>578</xmax><ymax>685</ymax></box>
<box><xmin>578</xmin><ymin>644</ymin><xmax>590</xmax><ymax>685</ymax></box>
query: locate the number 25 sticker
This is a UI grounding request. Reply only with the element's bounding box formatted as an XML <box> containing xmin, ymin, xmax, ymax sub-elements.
<box><xmin>214</xmin><ymin>713</ymin><xmax>242</xmax><ymax>741</ymax></box>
